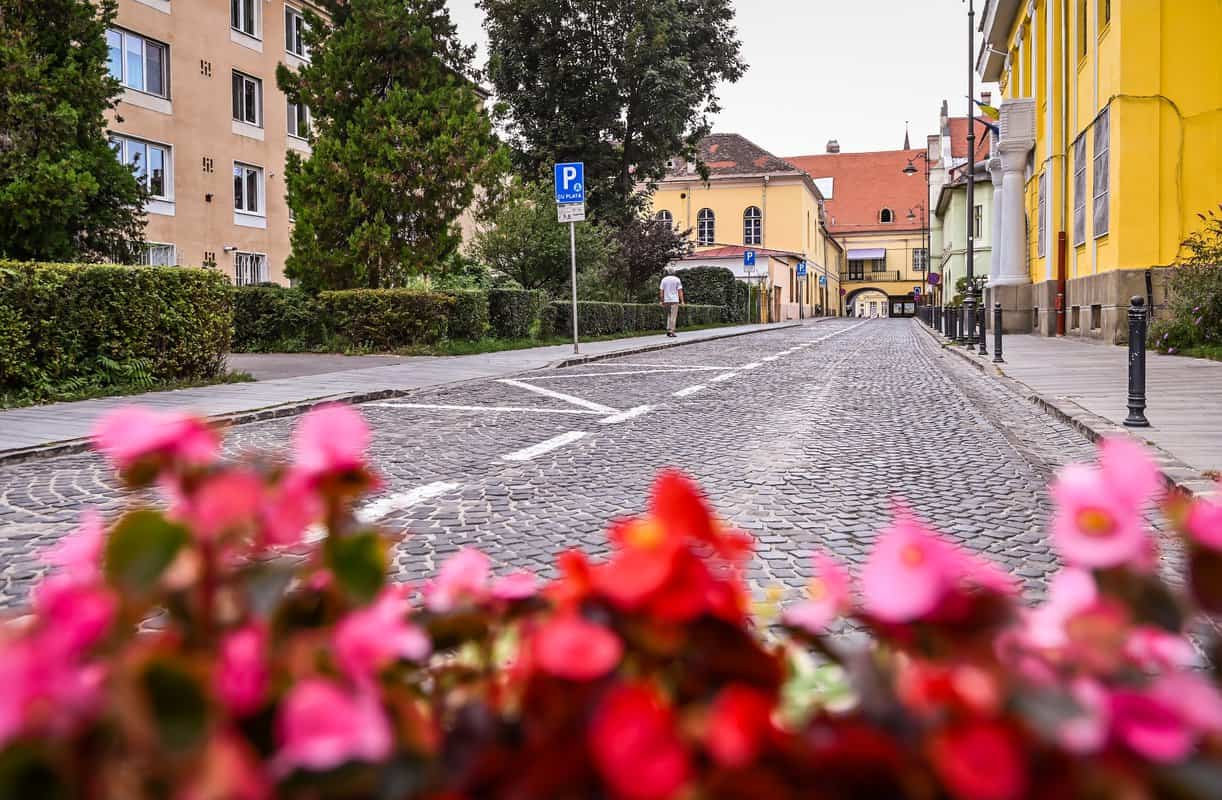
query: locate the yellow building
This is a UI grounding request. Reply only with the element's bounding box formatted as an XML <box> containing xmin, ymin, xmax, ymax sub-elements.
<box><xmin>649</xmin><ymin>134</ymin><xmax>843</xmax><ymax>321</ymax></box>
<box><xmin>979</xmin><ymin>0</ymin><xmax>1222</xmax><ymax>341</ymax></box>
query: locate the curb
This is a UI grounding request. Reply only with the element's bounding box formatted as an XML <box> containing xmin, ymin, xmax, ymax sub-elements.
<box><xmin>914</xmin><ymin>320</ymin><xmax>1218</xmax><ymax>498</ymax></box>
<box><xmin>0</xmin><ymin>320</ymin><xmax>810</xmax><ymax>466</ymax></box>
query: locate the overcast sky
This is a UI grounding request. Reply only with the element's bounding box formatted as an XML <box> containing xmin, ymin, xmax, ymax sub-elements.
<box><xmin>447</xmin><ymin>0</ymin><xmax>997</xmax><ymax>158</ymax></box>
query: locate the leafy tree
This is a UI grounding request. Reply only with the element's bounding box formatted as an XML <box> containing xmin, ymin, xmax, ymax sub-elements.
<box><xmin>278</xmin><ymin>0</ymin><xmax>508</xmax><ymax>291</ymax></box>
<box><xmin>470</xmin><ymin>181</ymin><xmax>616</xmax><ymax>296</ymax></box>
<box><xmin>603</xmin><ymin>216</ymin><xmax>693</xmax><ymax>302</ymax></box>
<box><xmin>480</xmin><ymin>0</ymin><xmax>745</xmax><ymax>224</ymax></box>
<box><xmin>0</xmin><ymin>0</ymin><xmax>146</xmax><ymax>262</ymax></box>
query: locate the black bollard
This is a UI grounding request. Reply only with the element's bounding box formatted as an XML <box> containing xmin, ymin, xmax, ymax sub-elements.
<box><xmin>992</xmin><ymin>302</ymin><xmax>1004</xmax><ymax>363</ymax></box>
<box><xmin>977</xmin><ymin>303</ymin><xmax>988</xmax><ymax>355</ymax></box>
<box><xmin>950</xmin><ymin>307</ymin><xmax>959</xmax><ymax>341</ymax></box>
<box><xmin>1124</xmin><ymin>296</ymin><xmax>1150</xmax><ymax>427</ymax></box>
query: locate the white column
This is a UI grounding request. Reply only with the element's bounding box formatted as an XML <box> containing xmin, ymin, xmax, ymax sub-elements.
<box><xmin>995</xmin><ymin>142</ymin><xmax>1033</xmax><ymax>286</ymax></box>
<box><xmin>988</xmin><ymin>156</ymin><xmax>1005</xmax><ymax>284</ymax></box>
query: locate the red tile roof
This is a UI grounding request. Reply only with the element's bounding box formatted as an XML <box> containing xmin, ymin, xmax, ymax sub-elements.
<box><xmin>945</xmin><ymin>117</ymin><xmax>992</xmax><ymax>165</ymax></box>
<box><xmin>784</xmin><ymin>149</ymin><xmax>926</xmax><ymax>236</ymax></box>
<box><xmin>664</xmin><ymin>134</ymin><xmax>802</xmax><ymax>180</ymax></box>
<box><xmin>682</xmin><ymin>245</ymin><xmax>803</xmax><ymax>260</ymax></box>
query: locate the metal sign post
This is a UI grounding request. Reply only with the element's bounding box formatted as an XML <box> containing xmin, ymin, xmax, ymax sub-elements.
<box><xmin>554</xmin><ymin>163</ymin><xmax>586</xmax><ymax>354</ymax></box>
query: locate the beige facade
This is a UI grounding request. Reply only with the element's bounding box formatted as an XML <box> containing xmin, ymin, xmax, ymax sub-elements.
<box><xmin>105</xmin><ymin>0</ymin><xmax>321</xmax><ymax>285</ymax></box>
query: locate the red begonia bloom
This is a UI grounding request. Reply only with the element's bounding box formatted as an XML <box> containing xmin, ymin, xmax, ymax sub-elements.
<box><xmin>216</xmin><ymin>624</ymin><xmax>269</xmax><ymax>717</ymax></box>
<box><xmin>590</xmin><ymin>683</ymin><xmax>690</xmax><ymax>800</ymax></box>
<box><xmin>273</xmin><ymin>679</ymin><xmax>392</xmax><ymax>775</ymax></box>
<box><xmin>260</xmin><ymin>469</ymin><xmax>323</xmax><ymax>548</ymax></box>
<box><xmin>1186</xmin><ymin>489</ymin><xmax>1222</xmax><ymax>550</ymax></box>
<box><xmin>1109</xmin><ymin>688</ymin><xmax>1196</xmax><ymax>763</ymax></box>
<box><xmin>176</xmin><ymin>469</ymin><xmax>264</xmax><ymax>541</ymax></box>
<box><xmin>533</xmin><ymin>615</ymin><xmax>623</xmax><ymax>681</ymax></box>
<box><xmin>705</xmin><ymin>685</ymin><xmax>775</xmax><ymax>768</ymax></box>
<box><xmin>928</xmin><ymin>719</ymin><xmax>1027</xmax><ymax>800</ymax></box>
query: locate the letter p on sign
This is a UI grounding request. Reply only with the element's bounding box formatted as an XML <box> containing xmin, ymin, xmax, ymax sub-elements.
<box><xmin>554</xmin><ymin>162</ymin><xmax>585</xmax><ymax>204</ymax></box>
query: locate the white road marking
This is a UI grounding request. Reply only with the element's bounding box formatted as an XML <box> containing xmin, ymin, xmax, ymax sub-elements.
<box><xmin>762</xmin><ymin>356</ymin><xmax>780</xmax><ymax>362</ymax></box>
<box><xmin>709</xmin><ymin>372</ymin><xmax>738</xmax><ymax>383</ymax></box>
<box><xmin>525</xmin><ymin>369</ymin><xmax>706</xmax><ymax>380</ymax></box>
<box><xmin>369</xmin><ymin>403</ymin><xmax>602</xmax><ymax>415</ymax></box>
<box><xmin>673</xmin><ymin>385</ymin><xmax>707</xmax><ymax>398</ymax></box>
<box><xmin>502</xmin><ymin>431</ymin><xmax>589</xmax><ymax>462</ymax></box>
<box><xmin>357</xmin><ymin>481</ymin><xmax>461</xmax><ymax>524</ymax></box>
<box><xmin>600</xmin><ymin>405</ymin><xmax>652</xmax><ymax>424</ymax></box>
<box><xmin>741</xmin><ymin>362</ymin><xmax>763</xmax><ymax>369</ymax></box>
<box><xmin>497</xmin><ymin>379</ymin><xmax>618</xmax><ymax>414</ymax></box>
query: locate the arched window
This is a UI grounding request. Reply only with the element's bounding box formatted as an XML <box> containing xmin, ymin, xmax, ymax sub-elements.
<box><xmin>879</xmin><ymin>208</ymin><xmax>894</xmax><ymax>223</ymax></box>
<box><xmin>655</xmin><ymin>209</ymin><xmax>673</xmax><ymax>228</ymax></box>
<box><xmin>697</xmin><ymin>208</ymin><xmax>715</xmax><ymax>245</ymax></box>
<box><xmin>743</xmin><ymin>206</ymin><xmax>762</xmax><ymax>246</ymax></box>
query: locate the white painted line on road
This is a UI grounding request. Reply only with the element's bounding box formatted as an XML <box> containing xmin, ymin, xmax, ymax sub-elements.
<box><xmin>600</xmin><ymin>405</ymin><xmax>653</xmax><ymax>425</ymax></box>
<box><xmin>502</xmin><ymin>431</ymin><xmax>589</xmax><ymax>462</ymax></box>
<box><xmin>369</xmin><ymin>403</ymin><xmax>602</xmax><ymax>416</ymax></box>
<box><xmin>741</xmin><ymin>362</ymin><xmax>763</xmax><ymax>370</ymax></box>
<box><xmin>762</xmin><ymin>356</ymin><xmax>780</xmax><ymax>362</ymax></box>
<box><xmin>357</xmin><ymin>481</ymin><xmax>461</xmax><ymax>524</ymax></box>
<box><xmin>709</xmin><ymin>372</ymin><xmax>738</xmax><ymax>383</ymax></box>
<box><xmin>498</xmin><ymin>379</ymin><xmax>618</xmax><ymax>414</ymax></box>
<box><xmin>673</xmin><ymin>385</ymin><xmax>707</xmax><ymax>398</ymax></box>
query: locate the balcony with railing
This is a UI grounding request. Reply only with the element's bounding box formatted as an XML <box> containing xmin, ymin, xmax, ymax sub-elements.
<box><xmin>841</xmin><ymin>270</ymin><xmax>901</xmax><ymax>283</ymax></box>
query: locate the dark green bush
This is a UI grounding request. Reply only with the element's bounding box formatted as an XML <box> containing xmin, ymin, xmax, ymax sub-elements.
<box><xmin>317</xmin><ymin>290</ymin><xmax>455</xmax><ymax>350</ymax></box>
<box><xmin>446</xmin><ymin>290</ymin><xmax>489</xmax><ymax>341</ymax></box>
<box><xmin>542</xmin><ymin>301</ymin><xmax>726</xmax><ymax>338</ymax></box>
<box><xmin>666</xmin><ymin>267</ymin><xmax>747</xmax><ymax>323</ymax></box>
<box><xmin>231</xmin><ymin>286</ymin><xmax>323</xmax><ymax>352</ymax></box>
<box><xmin>0</xmin><ymin>261</ymin><xmax>232</xmax><ymax>399</ymax></box>
<box><xmin>488</xmin><ymin>288</ymin><xmax>548</xmax><ymax>339</ymax></box>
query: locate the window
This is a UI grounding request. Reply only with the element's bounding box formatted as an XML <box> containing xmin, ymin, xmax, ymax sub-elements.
<box><xmin>1100</xmin><ymin>0</ymin><xmax>1111</xmax><ymax>27</ymax></box>
<box><xmin>848</xmin><ymin>260</ymin><xmax>865</xmax><ymax>280</ymax></box>
<box><xmin>1093</xmin><ymin>108</ymin><xmax>1109</xmax><ymax>238</ymax></box>
<box><xmin>1037</xmin><ymin>171</ymin><xmax>1048</xmax><ymax>257</ymax></box>
<box><xmin>232</xmin><ymin>71</ymin><xmax>262</xmax><ymax>126</ymax></box>
<box><xmin>141</xmin><ymin>244</ymin><xmax>176</xmax><ymax>266</ymax></box>
<box><xmin>654</xmin><ymin>210</ymin><xmax>673</xmax><ymax>227</ymax></box>
<box><xmin>1078</xmin><ymin>0</ymin><xmax>1088</xmax><ymax>59</ymax></box>
<box><xmin>232</xmin><ymin>0</ymin><xmax>257</xmax><ymax>37</ymax></box>
<box><xmin>287</xmin><ymin>100</ymin><xmax>311</xmax><ymax>138</ymax></box>
<box><xmin>743</xmin><ymin>206</ymin><xmax>762</xmax><ymax>246</ymax></box>
<box><xmin>914</xmin><ymin>248</ymin><xmax>928</xmax><ymax>271</ymax></box>
<box><xmin>973</xmin><ymin>205</ymin><xmax>983</xmax><ymax>239</ymax></box>
<box><xmin>870</xmin><ymin>259</ymin><xmax>887</xmax><ymax>273</ymax></box>
<box><xmin>879</xmin><ymin>208</ymin><xmax>894</xmax><ymax>224</ymax></box>
<box><xmin>285</xmin><ymin>6</ymin><xmax>308</xmax><ymax>57</ymax></box>
<box><xmin>233</xmin><ymin>163</ymin><xmax>263</xmax><ymax>215</ymax></box>
<box><xmin>1073</xmin><ymin>134</ymin><xmax>1087</xmax><ymax>245</ymax></box>
<box><xmin>109</xmin><ymin>134</ymin><xmax>171</xmax><ymax>199</ymax></box>
<box><xmin>234</xmin><ymin>252</ymin><xmax>268</xmax><ymax>286</ymax></box>
<box><xmin>106</xmin><ymin>28</ymin><xmax>167</xmax><ymax>97</ymax></box>
<box><xmin>696</xmin><ymin>208</ymin><xmax>715</xmax><ymax>246</ymax></box>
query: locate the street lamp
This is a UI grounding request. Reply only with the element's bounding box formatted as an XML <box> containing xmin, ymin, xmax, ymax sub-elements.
<box><xmin>903</xmin><ymin>153</ymin><xmax>932</xmax><ymax>308</ymax></box>
<box><xmin>964</xmin><ymin>0</ymin><xmax>978</xmax><ymax>347</ymax></box>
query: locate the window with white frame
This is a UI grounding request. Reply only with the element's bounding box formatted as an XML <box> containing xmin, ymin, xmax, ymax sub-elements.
<box><xmin>654</xmin><ymin>210</ymin><xmax>673</xmax><ymax>227</ymax></box>
<box><xmin>231</xmin><ymin>0</ymin><xmax>258</xmax><ymax>37</ymax></box>
<box><xmin>879</xmin><ymin>208</ymin><xmax>894</xmax><ymax>224</ymax></box>
<box><xmin>743</xmin><ymin>206</ymin><xmax>762</xmax><ymax>246</ymax></box>
<box><xmin>232</xmin><ymin>71</ymin><xmax>262</xmax><ymax>126</ymax></box>
<box><xmin>287</xmin><ymin>100</ymin><xmax>311</xmax><ymax>138</ymax></box>
<box><xmin>1037</xmin><ymin>171</ymin><xmax>1048</xmax><ymax>257</ymax></box>
<box><xmin>1073</xmin><ymin>134</ymin><xmax>1087</xmax><ymax>246</ymax></box>
<box><xmin>696</xmin><ymin>208</ymin><xmax>715</xmax><ymax>246</ymax></box>
<box><xmin>234</xmin><ymin>252</ymin><xmax>268</xmax><ymax>286</ymax></box>
<box><xmin>233</xmin><ymin>163</ymin><xmax>263</xmax><ymax>215</ymax></box>
<box><xmin>285</xmin><ymin>6</ymin><xmax>308</xmax><ymax>57</ymax></box>
<box><xmin>913</xmin><ymin>248</ymin><xmax>928</xmax><ymax>271</ymax></box>
<box><xmin>106</xmin><ymin>28</ymin><xmax>168</xmax><ymax>97</ymax></box>
<box><xmin>141</xmin><ymin>244</ymin><xmax>176</xmax><ymax>266</ymax></box>
<box><xmin>109</xmin><ymin>134</ymin><xmax>171</xmax><ymax>199</ymax></box>
<box><xmin>973</xmin><ymin>205</ymin><xmax>983</xmax><ymax>239</ymax></box>
<box><xmin>1093</xmin><ymin>108</ymin><xmax>1109</xmax><ymax>238</ymax></box>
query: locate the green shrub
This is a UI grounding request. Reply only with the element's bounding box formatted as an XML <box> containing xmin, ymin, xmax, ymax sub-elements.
<box><xmin>542</xmin><ymin>301</ymin><xmax>726</xmax><ymax>338</ymax></box>
<box><xmin>317</xmin><ymin>290</ymin><xmax>455</xmax><ymax>350</ymax></box>
<box><xmin>0</xmin><ymin>261</ymin><xmax>232</xmax><ymax>399</ymax></box>
<box><xmin>231</xmin><ymin>286</ymin><xmax>323</xmax><ymax>352</ymax></box>
<box><xmin>446</xmin><ymin>290</ymin><xmax>490</xmax><ymax>341</ymax></box>
<box><xmin>668</xmin><ymin>267</ymin><xmax>747</xmax><ymax>323</ymax></box>
<box><xmin>488</xmin><ymin>288</ymin><xmax>548</xmax><ymax>339</ymax></box>
<box><xmin>1148</xmin><ymin>205</ymin><xmax>1222</xmax><ymax>353</ymax></box>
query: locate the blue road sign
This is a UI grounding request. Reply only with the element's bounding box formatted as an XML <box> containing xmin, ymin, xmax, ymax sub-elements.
<box><xmin>913</xmin><ymin>286</ymin><xmax>922</xmax><ymax>296</ymax></box>
<box><xmin>796</xmin><ymin>261</ymin><xmax>808</xmax><ymax>278</ymax></box>
<box><xmin>743</xmin><ymin>250</ymin><xmax>757</xmax><ymax>267</ymax></box>
<box><xmin>818</xmin><ymin>275</ymin><xmax>827</xmax><ymax>287</ymax></box>
<box><xmin>554</xmin><ymin>163</ymin><xmax>585</xmax><ymax>204</ymax></box>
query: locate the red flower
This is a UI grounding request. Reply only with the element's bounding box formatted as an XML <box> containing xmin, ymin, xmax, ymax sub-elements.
<box><xmin>705</xmin><ymin>685</ymin><xmax>775</xmax><ymax>768</ymax></box>
<box><xmin>590</xmin><ymin>683</ymin><xmax>690</xmax><ymax>800</ymax></box>
<box><xmin>533</xmin><ymin>615</ymin><xmax>622</xmax><ymax>681</ymax></box>
<box><xmin>928</xmin><ymin>719</ymin><xmax>1027</xmax><ymax>800</ymax></box>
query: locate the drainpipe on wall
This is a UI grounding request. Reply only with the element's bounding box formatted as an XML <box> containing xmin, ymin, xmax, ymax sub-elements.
<box><xmin>762</xmin><ymin>175</ymin><xmax>769</xmax><ymax>249</ymax></box>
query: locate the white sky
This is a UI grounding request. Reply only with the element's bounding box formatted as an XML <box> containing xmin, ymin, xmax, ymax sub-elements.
<box><xmin>447</xmin><ymin>0</ymin><xmax>998</xmax><ymax>158</ymax></box>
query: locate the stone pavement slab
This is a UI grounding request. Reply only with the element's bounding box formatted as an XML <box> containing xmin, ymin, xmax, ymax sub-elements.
<box><xmin>0</xmin><ymin>322</ymin><xmax>798</xmax><ymax>461</ymax></box>
<box><xmin>227</xmin><ymin>353</ymin><xmax>415</xmax><ymax>380</ymax></box>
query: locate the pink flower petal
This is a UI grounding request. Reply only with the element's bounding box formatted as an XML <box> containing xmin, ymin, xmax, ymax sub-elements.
<box><xmin>44</xmin><ymin>510</ymin><xmax>106</xmax><ymax>580</ymax></box>
<box><xmin>292</xmin><ymin>404</ymin><xmax>370</xmax><ymax>478</ymax></box>
<box><xmin>1110</xmin><ymin>689</ymin><xmax>1196</xmax><ymax>763</ymax></box>
<box><xmin>335</xmin><ymin>587</ymin><xmax>431</xmax><ymax>682</ymax></box>
<box><xmin>861</xmin><ymin>519</ymin><xmax>952</xmax><ymax>623</ymax></box>
<box><xmin>426</xmin><ymin>548</ymin><xmax>491</xmax><ymax>612</ymax></box>
<box><xmin>91</xmin><ymin>407</ymin><xmax>218</xmax><ymax>471</ymax></box>
<box><xmin>273</xmin><ymin>679</ymin><xmax>392</xmax><ymax>775</ymax></box>
<box><xmin>216</xmin><ymin>625</ymin><xmax>269</xmax><ymax>716</ymax></box>
<box><xmin>491</xmin><ymin>571</ymin><xmax>538</xmax><ymax>600</ymax></box>
<box><xmin>533</xmin><ymin>615</ymin><xmax>623</xmax><ymax>681</ymax></box>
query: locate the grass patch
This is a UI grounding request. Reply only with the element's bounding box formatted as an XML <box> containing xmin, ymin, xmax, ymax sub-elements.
<box><xmin>0</xmin><ymin>372</ymin><xmax>255</xmax><ymax>410</ymax></box>
<box><xmin>1173</xmin><ymin>344</ymin><xmax>1222</xmax><ymax>363</ymax></box>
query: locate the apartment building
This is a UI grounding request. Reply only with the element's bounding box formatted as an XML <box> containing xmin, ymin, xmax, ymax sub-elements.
<box><xmin>105</xmin><ymin>0</ymin><xmax>320</xmax><ymax>285</ymax></box>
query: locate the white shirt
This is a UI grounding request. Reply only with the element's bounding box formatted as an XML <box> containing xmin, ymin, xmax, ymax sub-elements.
<box><xmin>660</xmin><ymin>275</ymin><xmax>683</xmax><ymax>303</ymax></box>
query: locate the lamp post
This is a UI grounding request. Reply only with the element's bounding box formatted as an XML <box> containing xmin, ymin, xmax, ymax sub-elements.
<box><xmin>903</xmin><ymin>153</ymin><xmax>932</xmax><ymax>310</ymax></box>
<box><xmin>964</xmin><ymin>0</ymin><xmax>978</xmax><ymax>346</ymax></box>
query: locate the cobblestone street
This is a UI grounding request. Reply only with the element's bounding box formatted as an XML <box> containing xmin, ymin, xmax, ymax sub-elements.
<box><xmin>0</xmin><ymin>318</ymin><xmax>1102</xmax><ymax>607</ymax></box>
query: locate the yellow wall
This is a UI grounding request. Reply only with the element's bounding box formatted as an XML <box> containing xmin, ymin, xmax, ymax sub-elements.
<box><xmin>999</xmin><ymin>0</ymin><xmax>1222</xmax><ymax>285</ymax></box>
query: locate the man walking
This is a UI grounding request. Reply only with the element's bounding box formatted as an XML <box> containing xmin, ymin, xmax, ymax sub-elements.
<box><xmin>659</xmin><ymin>272</ymin><xmax>685</xmax><ymax>337</ymax></box>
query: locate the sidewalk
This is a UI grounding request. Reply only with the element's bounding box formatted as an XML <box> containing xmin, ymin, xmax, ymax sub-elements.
<box><xmin>928</xmin><ymin>325</ymin><xmax>1222</xmax><ymax>490</ymax></box>
<box><xmin>0</xmin><ymin>321</ymin><xmax>800</xmax><ymax>462</ymax></box>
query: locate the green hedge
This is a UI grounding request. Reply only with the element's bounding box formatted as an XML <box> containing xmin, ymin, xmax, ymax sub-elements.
<box><xmin>0</xmin><ymin>261</ymin><xmax>232</xmax><ymax>397</ymax></box>
<box><xmin>230</xmin><ymin>285</ymin><xmax>322</xmax><ymax>352</ymax></box>
<box><xmin>541</xmin><ymin>301</ymin><xmax>725</xmax><ymax>338</ymax></box>
<box><xmin>316</xmin><ymin>290</ymin><xmax>455</xmax><ymax>350</ymax></box>
<box><xmin>488</xmin><ymin>288</ymin><xmax>548</xmax><ymax>339</ymax></box>
<box><xmin>668</xmin><ymin>267</ymin><xmax>746</xmax><ymax>323</ymax></box>
<box><xmin>446</xmin><ymin>290</ymin><xmax>489</xmax><ymax>341</ymax></box>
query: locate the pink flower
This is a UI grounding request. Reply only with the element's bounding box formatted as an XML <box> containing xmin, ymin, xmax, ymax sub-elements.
<box><xmin>0</xmin><ymin>635</ymin><xmax>107</xmax><ymax>747</ymax></box>
<box><xmin>260</xmin><ymin>470</ymin><xmax>323</xmax><ymax>548</ymax></box>
<box><xmin>1050</xmin><ymin>438</ymin><xmax>1160</xmax><ymax>568</ymax></box>
<box><xmin>43</xmin><ymin>510</ymin><xmax>106</xmax><ymax>580</ymax></box>
<box><xmin>334</xmin><ymin>587</ymin><xmax>430</xmax><ymax>683</ymax></box>
<box><xmin>861</xmin><ymin>516</ymin><xmax>956</xmax><ymax>623</ymax></box>
<box><xmin>292</xmin><ymin>404</ymin><xmax>370</xmax><ymax>478</ymax></box>
<box><xmin>1149</xmin><ymin>672</ymin><xmax>1222</xmax><ymax>735</ymax></box>
<box><xmin>177</xmin><ymin>469</ymin><xmax>264</xmax><ymax>541</ymax></box>
<box><xmin>1109</xmin><ymin>688</ymin><xmax>1196</xmax><ymax>763</ymax></box>
<box><xmin>32</xmin><ymin>574</ymin><xmax>116</xmax><ymax>657</ymax></box>
<box><xmin>273</xmin><ymin>679</ymin><xmax>392</xmax><ymax>775</ymax></box>
<box><xmin>92</xmin><ymin>407</ymin><xmax>218</xmax><ymax>471</ymax></box>
<box><xmin>532</xmin><ymin>615</ymin><xmax>623</xmax><ymax>681</ymax></box>
<box><xmin>784</xmin><ymin>552</ymin><xmax>850</xmax><ymax>634</ymax></box>
<box><xmin>1186</xmin><ymin>492</ymin><xmax>1222</xmax><ymax>550</ymax></box>
<box><xmin>426</xmin><ymin>548</ymin><xmax>491</xmax><ymax>612</ymax></box>
<box><xmin>1124</xmin><ymin>627</ymin><xmax>1196</xmax><ymax>671</ymax></box>
<box><xmin>1057</xmin><ymin>678</ymin><xmax>1109</xmax><ymax>754</ymax></box>
<box><xmin>1021</xmin><ymin>568</ymin><xmax>1097</xmax><ymax>650</ymax></box>
<box><xmin>491</xmin><ymin>571</ymin><xmax>538</xmax><ymax>601</ymax></box>
<box><xmin>216</xmin><ymin>625</ymin><xmax>269</xmax><ymax>716</ymax></box>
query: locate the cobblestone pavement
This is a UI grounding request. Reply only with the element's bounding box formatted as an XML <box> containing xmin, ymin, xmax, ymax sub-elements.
<box><xmin>0</xmin><ymin>318</ymin><xmax>1107</xmax><ymax>607</ymax></box>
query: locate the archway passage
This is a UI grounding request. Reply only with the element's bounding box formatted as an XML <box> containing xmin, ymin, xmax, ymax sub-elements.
<box><xmin>845</xmin><ymin>287</ymin><xmax>919</xmax><ymax>319</ymax></box>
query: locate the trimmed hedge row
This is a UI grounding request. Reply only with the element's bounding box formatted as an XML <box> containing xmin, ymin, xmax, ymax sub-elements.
<box><xmin>230</xmin><ymin>285</ymin><xmax>322</xmax><ymax>352</ymax></box>
<box><xmin>0</xmin><ymin>261</ymin><xmax>232</xmax><ymax>395</ymax></box>
<box><xmin>317</xmin><ymin>290</ymin><xmax>455</xmax><ymax>350</ymax></box>
<box><xmin>488</xmin><ymin>288</ymin><xmax>548</xmax><ymax>339</ymax></box>
<box><xmin>669</xmin><ymin>267</ymin><xmax>748</xmax><ymax>323</ymax></box>
<box><xmin>540</xmin><ymin>301</ymin><xmax>725</xmax><ymax>338</ymax></box>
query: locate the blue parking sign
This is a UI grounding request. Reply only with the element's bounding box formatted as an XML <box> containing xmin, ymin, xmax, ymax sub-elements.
<box><xmin>796</xmin><ymin>261</ymin><xmax>808</xmax><ymax>278</ymax></box>
<box><xmin>554</xmin><ymin>163</ymin><xmax>585</xmax><ymax>204</ymax></box>
<box><xmin>743</xmin><ymin>250</ymin><xmax>756</xmax><ymax>267</ymax></box>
